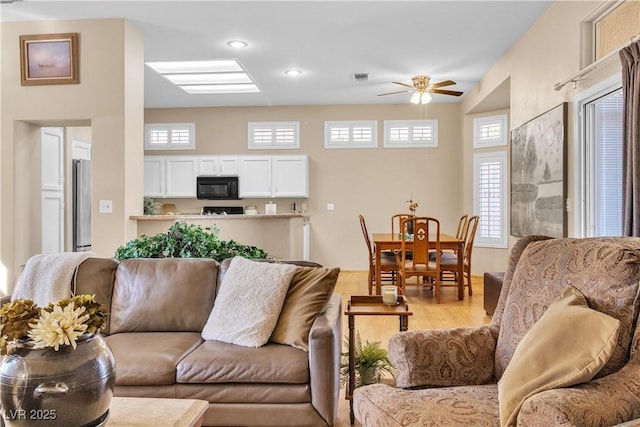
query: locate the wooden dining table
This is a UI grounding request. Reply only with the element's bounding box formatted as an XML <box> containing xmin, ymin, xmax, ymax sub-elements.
<box><xmin>372</xmin><ymin>232</ymin><xmax>465</xmax><ymax>300</ymax></box>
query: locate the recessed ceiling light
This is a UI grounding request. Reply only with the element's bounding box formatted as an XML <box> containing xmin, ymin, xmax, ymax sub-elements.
<box><xmin>285</xmin><ymin>69</ymin><xmax>302</xmax><ymax>77</ymax></box>
<box><xmin>227</xmin><ymin>40</ymin><xmax>248</xmax><ymax>49</ymax></box>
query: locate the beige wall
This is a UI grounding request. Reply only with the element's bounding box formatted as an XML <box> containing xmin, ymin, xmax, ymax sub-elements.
<box><xmin>145</xmin><ymin>103</ymin><xmax>464</xmax><ymax>270</ymax></box>
<box><xmin>0</xmin><ymin>19</ymin><xmax>144</xmax><ymax>295</ymax></box>
<box><xmin>460</xmin><ymin>0</ymin><xmax>625</xmax><ymax>274</ymax></box>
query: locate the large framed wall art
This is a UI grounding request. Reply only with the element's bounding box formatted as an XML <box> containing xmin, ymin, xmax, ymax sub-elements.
<box><xmin>510</xmin><ymin>102</ymin><xmax>567</xmax><ymax>238</ymax></box>
<box><xmin>20</xmin><ymin>33</ymin><xmax>79</xmax><ymax>86</ymax></box>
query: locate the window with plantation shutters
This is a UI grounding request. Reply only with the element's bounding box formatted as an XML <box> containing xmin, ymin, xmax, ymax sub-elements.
<box><xmin>383</xmin><ymin>120</ymin><xmax>438</xmax><ymax>148</ymax></box>
<box><xmin>144</xmin><ymin>123</ymin><xmax>196</xmax><ymax>150</ymax></box>
<box><xmin>473</xmin><ymin>151</ymin><xmax>507</xmax><ymax>248</ymax></box>
<box><xmin>324</xmin><ymin>121</ymin><xmax>377</xmax><ymax>148</ymax></box>
<box><xmin>473</xmin><ymin>114</ymin><xmax>507</xmax><ymax>148</ymax></box>
<box><xmin>248</xmin><ymin>122</ymin><xmax>300</xmax><ymax>149</ymax></box>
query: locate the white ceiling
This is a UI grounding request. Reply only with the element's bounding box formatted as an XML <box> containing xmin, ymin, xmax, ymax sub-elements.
<box><xmin>1</xmin><ymin>0</ymin><xmax>552</xmax><ymax>109</ymax></box>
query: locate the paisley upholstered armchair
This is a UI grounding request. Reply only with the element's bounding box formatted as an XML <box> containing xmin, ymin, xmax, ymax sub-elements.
<box><xmin>354</xmin><ymin>236</ymin><xmax>640</xmax><ymax>426</ymax></box>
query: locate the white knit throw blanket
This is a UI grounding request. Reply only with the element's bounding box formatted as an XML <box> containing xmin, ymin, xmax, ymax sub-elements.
<box><xmin>12</xmin><ymin>252</ymin><xmax>96</xmax><ymax>306</ymax></box>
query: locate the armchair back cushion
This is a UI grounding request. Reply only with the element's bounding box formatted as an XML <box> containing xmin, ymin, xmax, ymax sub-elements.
<box><xmin>497</xmin><ymin>285</ymin><xmax>621</xmax><ymax>427</ymax></box>
<box><xmin>110</xmin><ymin>258</ymin><xmax>218</xmax><ymax>333</ymax></box>
<box><xmin>495</xmin><ymin>237</ymin><xmax>640</xmax><ymax>380</ymax></box>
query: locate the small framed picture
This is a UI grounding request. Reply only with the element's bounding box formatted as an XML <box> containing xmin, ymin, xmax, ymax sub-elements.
<box><xmin>20</xmin><ymin>33</ymin><xmax>79</xmax><ymax>86</ymax></box>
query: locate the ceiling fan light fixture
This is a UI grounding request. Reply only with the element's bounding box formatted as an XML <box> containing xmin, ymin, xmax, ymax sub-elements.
<box><xmin>420</xmin><ymin>92</ymin><xmax>432</xmax><ymax>104</ymax></box>
<box><xmin>410</xmin><ymin>92</ymin><xmax>421</xmax><ymax>104</ymax></box>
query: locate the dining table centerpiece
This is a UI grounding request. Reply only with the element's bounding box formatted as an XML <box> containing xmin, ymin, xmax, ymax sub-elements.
<box><xmin>0</xmin><ymin>295</ymin><xmax>115</xmax><ymax>427</ymax></box>
<box><xmin>405</xmin><ymin>197</ymin><xmax>420</xmax><ymax>235</ymax></box>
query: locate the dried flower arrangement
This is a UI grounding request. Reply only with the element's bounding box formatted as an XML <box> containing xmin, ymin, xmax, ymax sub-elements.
<box><xmin>0</xmin><ymin>295</ymin><xmax>106</xmax><ymax>354</ymax></box>
<box><xmin>407</xmin><ymin>197</ymin><xmax>419</xmax><ymax>215</ymax></box>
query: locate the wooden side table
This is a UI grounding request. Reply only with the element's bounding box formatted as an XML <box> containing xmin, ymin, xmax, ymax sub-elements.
<box><xmin>344</xmin><ymin>295</ymin><xmax>413</xmax><ymax>424</ymax></box>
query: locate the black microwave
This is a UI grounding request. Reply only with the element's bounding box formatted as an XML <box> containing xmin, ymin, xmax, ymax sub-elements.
<box><xmin>196</xmin><ymin>176</ymin><xmax>240</xmax><ymax>200</ymax></box>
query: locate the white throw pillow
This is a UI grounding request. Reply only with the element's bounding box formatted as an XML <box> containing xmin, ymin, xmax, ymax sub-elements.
<box><xmin>201</xmin><ymin>257</ymin><xmax>297</xmax><ymax>347</ymax></box>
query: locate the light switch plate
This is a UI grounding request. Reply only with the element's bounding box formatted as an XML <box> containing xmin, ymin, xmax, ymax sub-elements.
<box><xmin>99</xmin><ymin>200</ymin><xmax>113</xmax><ymax>213</ymax></box>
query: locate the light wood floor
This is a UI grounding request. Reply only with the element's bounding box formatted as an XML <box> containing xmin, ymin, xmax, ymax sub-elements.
<box><xmin>333</xmin><ymin>271</ymin><xmax>491</xmax><ymax>427</ymax></box>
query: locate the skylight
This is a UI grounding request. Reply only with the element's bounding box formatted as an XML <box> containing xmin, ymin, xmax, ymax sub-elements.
<box><xmin>146</xmin><ymin>59</ymin><xmax>259</xmax><ymax>94</ymax></box>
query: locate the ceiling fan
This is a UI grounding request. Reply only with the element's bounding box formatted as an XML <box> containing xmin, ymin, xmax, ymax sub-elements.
<box><xmin>378</xmin><ymin>75</ymin><xmax>463</xmax><ymax>104</ymax></box>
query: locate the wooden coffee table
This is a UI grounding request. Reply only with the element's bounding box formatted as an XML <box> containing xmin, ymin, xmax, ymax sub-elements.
<box><xmin>344</xmin><ymin>295</ymin><xmax>413</xmax><ymax>424</ymax></box>
<box><xmin>106</xmin><ymin>397</ymin><xmax>208</xmax><ymax>426</ymax></box>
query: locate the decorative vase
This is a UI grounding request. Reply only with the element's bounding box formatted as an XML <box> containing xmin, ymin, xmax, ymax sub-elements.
<box><xmin>0</xmin><ymin>334</ymin><xmax>115</xmax><ymax>427</ymax></box>
<box><xmin>405</xmin><ymin>215</ymin><xmax>415</xmax><ymax>235</ymax></box>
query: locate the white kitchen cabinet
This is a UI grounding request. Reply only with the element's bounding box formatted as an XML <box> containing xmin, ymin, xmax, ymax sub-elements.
<box><xmin>143</xmin><ymin>156</ymin><xmax>165</xmax><ymax>197</ymax></box>
<box><xmin>272</xmin><ymin>155</ymin><xmax>309</xmax><ymax>197</ymax></box>
<box><xmin>238</xmin><ymin>155</ymin><xmax>308</xmax><ymax>198</ymax></box>
<box><xmin>144</xmin><ymin>156</ymin><xmax>198</xmax><ymax>198</ymax></box>
<box><xmin>198</xmin><ymin>156</ymin><xmax>238</xmax><ymax>176</ymax></box>
<box><xmin>238</xmin><ymin>156</ymin><xmax>272</xmax><ymax>197</ymax></box>
<box><xmin>165</xmin><ymin>157</ymin><xmax>198</xmax><ymax>197</ymax></box>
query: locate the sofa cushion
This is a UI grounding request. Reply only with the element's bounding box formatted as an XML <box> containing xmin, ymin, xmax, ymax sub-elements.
<box><xmin>177</xmin><ymin>339</ymin><xmax>309</xmax><ymax>384</ymax></box>
<box><xmin>74</xmin><ymin>258</ymin><xmax>118</xmax><ymax>335</ymax></box>
<box><xmin>495</xmin><ymin>237</ymin><xmax>640</xmax><ymax>380</ymax></box>
<box><xmin>105</xmin><ymin>332</ymin><xmax>203</xmax><ymax>386</ymax></box>
<box><xmin>202</xmin><ymin>257</ymin><xmax>296</xmax><ymax>347</ymax></box>
<box><xmin>270</xmin><ymin>265</ymin><xmax>339</xmax><ymax>351</ymax></box>
<box><xmin>497</xmin><ymin>285</ymin><xmax>620</xmax><ymax>427</ymax></box>
<box><xmin>110</xmin><ymin>258</ymin><xmax>218</xmax><ymax>333</ymax></box>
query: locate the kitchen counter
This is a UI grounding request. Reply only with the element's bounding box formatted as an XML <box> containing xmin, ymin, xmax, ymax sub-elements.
<box><xmin>130</xmin><ymin>213</ymin><xmax>309</xmax><ymax>221</ymax></box>
<box><xmin>130</xmin><ymin>214</ymin><xmax>310</xmax><ymax>260</ymax></box>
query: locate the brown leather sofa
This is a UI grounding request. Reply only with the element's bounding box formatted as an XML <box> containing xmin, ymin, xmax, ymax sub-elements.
<box><xmin>22</xmin><ymin>257</ymin><xmax>342</xmax><ymax>427</ymax></box>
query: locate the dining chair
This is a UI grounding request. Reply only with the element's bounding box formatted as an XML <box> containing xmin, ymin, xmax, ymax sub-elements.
<box><xmin>435</xmin><ymin>214</ymin><xmax>469</xmax><ymax>281</ymax></box>
<box><xmin>391</xmin><ymin>213</ymin><xmax>413</xmax><ymax>259</ymax></box>
<box><xmin>359</xmin><ymin>214</ymin><xmax>398</xmax><ymax>295</ymax></box>
<box><xmin>395</xmin><ymin>217</ymin><xmax>442</xmax><ymax>303</ymax></box>
<box><xmin>455</xmin><ymin>214</ymin><xmax>469</xmax><ymax>240</ymax></box>
<box><xmin>440</xmin><ymin>215</ymin><xmax>479</xmax><ymax>296</ymax></box>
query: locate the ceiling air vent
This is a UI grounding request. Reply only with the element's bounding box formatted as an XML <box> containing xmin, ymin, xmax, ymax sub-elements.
<box><xmin>352</xmin><ymin>73</ymin><xmax>369</xmax><ymax>82</ymax></box>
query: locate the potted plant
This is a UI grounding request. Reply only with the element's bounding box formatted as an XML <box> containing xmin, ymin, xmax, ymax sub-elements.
<box><xmin>340</xmin><ymin>332</ymin><xmax>395</xmax><ymax>389</ymax></box>
<box><xmin>115</xmin><ymin>221</ymin><xmax>269</xmax><ymax>261</ymax></box>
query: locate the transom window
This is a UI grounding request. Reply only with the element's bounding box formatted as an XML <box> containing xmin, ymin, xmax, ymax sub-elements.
<box><xmin>324</xmin><ymin>121</ymin><xmax>378</xmax><ymax>149</ymax></box>
<box><xmin>248</xmin><ymin>121</ymin><xmax>300</xmax><ymax>149</ymax></box>
<box><xmin>473</xmin><ymin>114</ymin><xmax>507</xmax><ymax>148</ymax></box>
<box><xmin>145</xmin><ymin>123</ymin><xmax>196</xmax><ymax>150</ymax></box>
<box><xmin>383</xmin><ymin>120</ymin><xmax>438</xmax><ymax>148</ymax></box>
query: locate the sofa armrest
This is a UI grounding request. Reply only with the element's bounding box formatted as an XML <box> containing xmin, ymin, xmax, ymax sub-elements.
<box><xmin>389</xmin><ymin>324</ymin><xmax>498</xmax><ymax>388</ymax></box>
<box><xmin>518</xmin><ymin>363</ymin><xmax>640</xmax><ymax>426</ymax></box>
<box><xmin>308</xmin><ymin>293</ymin><xmax>342</xmax><ymax>426</ymax></box>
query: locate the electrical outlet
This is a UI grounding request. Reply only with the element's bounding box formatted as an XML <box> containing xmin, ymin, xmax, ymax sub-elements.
<box><xmin>327</xmin><ymin>203</ymin><xmax>335</xmax><ymax>211</ymax></box>
<box><xmin>99</xmin><ymin>200</ymin><xmax>113</xmax><ymax>213</ymax></box>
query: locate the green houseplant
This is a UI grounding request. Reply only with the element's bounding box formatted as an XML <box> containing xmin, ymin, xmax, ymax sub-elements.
<box><xmin>115</xmin><ymin>221</ymin><xmax>268</xmax><ymax>261</ymax></box>
<box><xmin>340</xmin><ymin>332</ymin><xmax>395</xmax><ymax>389</ymax></box>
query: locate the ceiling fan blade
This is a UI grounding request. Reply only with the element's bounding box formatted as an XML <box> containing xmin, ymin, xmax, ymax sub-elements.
<box><xmin>378</xmin><ymin>90</ymin><xmax>412</xmax><ymax>96</ymax></box>
<box><xmin>391</xmin><ymin>81</ymin><xmax>414</xmax><ymax>89</ymax></box>
<box><xmin>431</xmin><ymin>88</ymin><xmax>463</xmax><ymax>96</ymax></box>
<box><xmin>430</xmin><ymin>79</ymin><xmax>456</xmax><ymax>88</ymax></box>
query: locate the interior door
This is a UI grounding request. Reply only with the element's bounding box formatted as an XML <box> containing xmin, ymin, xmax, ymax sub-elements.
<box><xmin>41</xmin><ymin>127</ymin><xmax>65</xmax><ymax>253</ymax></box>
